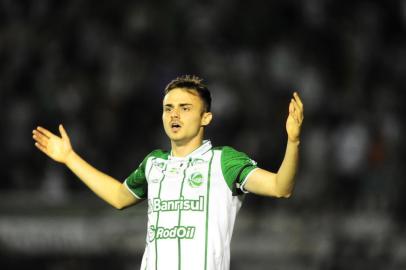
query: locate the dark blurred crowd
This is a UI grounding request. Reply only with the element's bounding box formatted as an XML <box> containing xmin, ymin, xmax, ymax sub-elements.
<box><xmin>1</xmin><ymin>0</ymin><xmax>406</xmax><ymax>269</ymax></box>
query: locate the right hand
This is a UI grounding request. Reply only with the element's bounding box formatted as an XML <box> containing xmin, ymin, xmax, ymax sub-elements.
<box><xmin>32</xmin><ymin>124</ymin><xmax>73</xmax><ymax>164</ymax></box>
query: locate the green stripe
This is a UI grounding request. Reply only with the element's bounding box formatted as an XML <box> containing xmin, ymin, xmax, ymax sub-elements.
<box><xmin>145</xmin><ymin>158</ymin><xmax>155</xmax><ymax>270</ymax></box>
<box><xmin>204</xmin><ymin>150</ymin><xmax>215</xmax><ymax>270</ymax></box>
<box><xmin>178</xmin><ymin>158</ymin><xmax>192</xmax><ymax>270</ymax></box>
<box><xmin>155</xmin><ymin>162</ymin><xmax>168</xmax><ymax>270</ymax></box>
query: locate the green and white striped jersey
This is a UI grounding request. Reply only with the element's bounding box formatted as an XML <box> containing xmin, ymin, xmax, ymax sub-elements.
<box><xmin>125</xmin><ymin>140</ymin><xmax>258</xmax><ymax>270</ymax></box>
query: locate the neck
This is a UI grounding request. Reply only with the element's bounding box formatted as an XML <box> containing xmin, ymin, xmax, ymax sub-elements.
<box><xmin>171</xmin><ymin>133</ymin><xmax>204</xmax><ymax>157</ymax></box>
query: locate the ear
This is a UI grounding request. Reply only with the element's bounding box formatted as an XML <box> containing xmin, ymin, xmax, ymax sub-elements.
<box><xmin>201</xmin><ymin>112</ymin><xmax>213</xmax><ymax>126</ymax></box>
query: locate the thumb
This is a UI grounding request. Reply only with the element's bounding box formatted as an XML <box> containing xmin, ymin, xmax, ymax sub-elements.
<box><xmin>59</xmin><ymin>124</ymin><xmax>69</xmax><ymax>140</ymax></box>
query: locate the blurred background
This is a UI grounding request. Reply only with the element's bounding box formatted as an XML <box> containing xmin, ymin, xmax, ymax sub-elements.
<box><xmin>1</xmin><ymin>0</ymin><xmax>405</xmax><ymax>269</ymax></box>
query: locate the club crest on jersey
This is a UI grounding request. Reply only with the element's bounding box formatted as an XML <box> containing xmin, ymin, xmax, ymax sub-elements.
<box><xmin>188</xmin><ymin>172</ymin><xmax>204</xmax><ymax>188</ymax></box>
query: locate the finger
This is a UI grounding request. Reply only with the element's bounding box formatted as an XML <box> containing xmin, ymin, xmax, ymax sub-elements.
<box><xmin>293</xmin><ymin>92</ymin><xmax>304</xmax><ymax>109</ymax></box>
<box><xmin>34</xmin><ymin>142</ymin><xmax>48</xmax><ymax>155</ymax></box>
<box><xmin>36</xmin><ymin>126</ymin><xmax>53</xmax><ymax>139</ymax></box>
<box><xmin>59</xmin><ymin>124</ymin><xmax>69</xmax><ymax>140</ymax></box>
<box><xmin>291</xmin><ymin>99</ymin><xmax>302</xmax><ymax>114</ymax></box>
<box><xmin>289</xmin><ymin>101</ymin><xmax>294</xmax><ymax>114</ymax></box>
<box><xmin>290</xmin><ymin>99</ymin><xmax>300</xmax><ymax>113</ymax></box>
<box><xmin>289</xmin><ymin>101</ymin><xmax>298</xmax><ymax>122</ymax></box>
<box><xmin>291</xmin><ymin>99</ymin><xmax>303</xmax><ymax>122</ymax></box>
<box><xmin>290</xmin><ymin>112</ymin><xmax>298</xmax><ymax>123</ymax></box>
<box><xmin>290</xmin><ymin>101</ymin><xmax>302</xmax><ymax>120</ymax></box>
<box><xmin>293</xmin><ymin>107</ymin><xmax>303</xmax><ymax>124</ymax></box>
<box><xmin>33</xmin><ymin>129</ymin><xmax>49</xmax><ymax>140</ymax></box>
<box><xmin>32</xmin><ymin>132</ymin><xmax>48</xmax><ymax>148</ymax></box>
<box><xmin>294</xmin><ymin>111</ymin><xmax>302</xmax><ymax>125</ymax></box>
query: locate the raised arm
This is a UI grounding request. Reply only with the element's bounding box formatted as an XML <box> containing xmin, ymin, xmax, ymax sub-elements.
<box><xmin>244</xmin><ymin>92</ymin><xmax>304</xmax><ymax>198</ymax></box>
<box><xmin>32</xmin><ymin>124</ymin><xmax>140</xmax><ymax>209</ymax></box>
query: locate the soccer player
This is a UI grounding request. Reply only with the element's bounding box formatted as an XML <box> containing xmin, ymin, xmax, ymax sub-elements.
<box><xmin>32</xmin><ymin>75</ymin><xmax>304</xmax><ymax>270</ymax></box>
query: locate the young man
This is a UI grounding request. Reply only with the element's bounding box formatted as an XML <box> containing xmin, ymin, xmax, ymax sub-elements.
<box><xmin>32</xmin><ymin>75</ymin><xmax>304</xmax><ymax>270</ymax></box>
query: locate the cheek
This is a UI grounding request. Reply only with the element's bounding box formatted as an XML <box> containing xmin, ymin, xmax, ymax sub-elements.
<box><xmin>162</xmin><ymin>115</ymin><xmax>170</xmax><ymax>130</ymax></box>
<box><xmin>162</xmin><ymin>113</ymin><xmax>169</xmax><ymax>123</ymax></box>
<box><xmin>188</xmin><ymin>115</ymin><xmax>203</xmax><ymax>129</ymax></box>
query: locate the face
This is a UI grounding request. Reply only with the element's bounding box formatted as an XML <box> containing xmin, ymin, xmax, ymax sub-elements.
<box><xmin>162</xmin><ymin>88</ymin><xmax>212</xmax><ymax>145</ymax></box>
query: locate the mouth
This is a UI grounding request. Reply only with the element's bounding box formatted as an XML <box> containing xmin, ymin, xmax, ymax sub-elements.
<box><xmin>170</xmin><ymin>122</ymin><xmax>182</xmax><ymax>132</ymax></box>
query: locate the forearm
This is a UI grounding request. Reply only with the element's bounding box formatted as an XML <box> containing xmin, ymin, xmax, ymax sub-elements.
<box><xmin>275</xmin><ymin>140</ymin><xmax>300</xmax><ymax>197</ymax></box>
<box><xmin>65</xmin><ymin>151</ymin><xmax>132</xmax><ymax>209</ymax></box>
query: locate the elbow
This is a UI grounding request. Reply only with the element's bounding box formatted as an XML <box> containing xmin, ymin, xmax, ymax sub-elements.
<box><xmin>273</xmin><ymin>191</ymin><xmax>292</xmax><ymax>199</ymax></box>
<box><xmin>273</xmin><ymin>175</ymin><xmax>295</xmax><ymax>199</ymax></box>
<box><xmin>112</xmin><ymin>202</ymin><xmax>126</xmax><ymax>210</ymax></box>
<box><xmin>282</xmin><ymin>192</ymin><xmax>292</xmax><ymax>199</ymax></box>
<box><xmin>112</xmin><ymin>198</ymin><xmax>138</xmax><ymax>210</ymax></box>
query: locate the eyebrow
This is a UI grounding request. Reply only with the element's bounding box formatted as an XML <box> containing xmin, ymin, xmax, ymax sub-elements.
<box><xmin>164</xmin><ymin>103</ymin><xmax>193</xmax><ymax>107</ymax></box>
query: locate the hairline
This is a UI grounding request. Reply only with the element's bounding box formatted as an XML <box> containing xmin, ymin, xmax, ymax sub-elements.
<box><xmin>164</xmin><ymin>87</ymin><xmax>209</xmax><ymax>113</ymax></box>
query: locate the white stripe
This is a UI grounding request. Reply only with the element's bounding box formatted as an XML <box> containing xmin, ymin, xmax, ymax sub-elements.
<box><xmin>240</xmin><ymin>167</ymin><xmax>260</xmax><ymax>193</ymax></box>
<box><xmin>124</xmin><ymin>179</ymin><xmax>143</xmax><ymax>199</ymax></box>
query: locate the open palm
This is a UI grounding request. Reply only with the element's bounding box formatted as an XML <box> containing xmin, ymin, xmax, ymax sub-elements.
<box><xmin>286</xmin><ymin>92</ymin><xmax>304</xmax><ymax>143</ymax></box>
<box><xmin>32</xmin><ymin>125</ymin><xmax>73</xmax><ymax>164</ymax></box>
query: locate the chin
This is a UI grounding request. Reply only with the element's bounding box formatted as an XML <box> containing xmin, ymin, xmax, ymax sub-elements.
<box><xmin>168</xmin><ymin>134</ymin><xmax>184</xmax><ymax>142</ymax></box>
<box><xmin>170</xmin><ymin>135</ymin><xmax>192</xmax><ymax>145</ymax></box>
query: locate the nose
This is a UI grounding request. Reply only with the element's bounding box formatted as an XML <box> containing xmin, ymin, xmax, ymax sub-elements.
<box><xmin>170</xmin><ymin>108</ymin><xmax>180</xmax><ymax>118</ymax></box>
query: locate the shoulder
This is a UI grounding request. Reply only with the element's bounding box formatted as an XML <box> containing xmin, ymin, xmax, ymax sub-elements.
<box><xmin>212</xmin><ymin>145</ymin><xmax>237</xmax><ymax>153</ymax></box>
<box><xmin>213</xmin><ymin>145</ymin><xmax>256</xmax><ymax>166</ymax></box>
<box><xmin>213</xmin><ymin>146</ymin><xmax>250</xmax><ymax>158</ymax></box>
<box><xmin>214</xmin><ymin>145</ymin><xmax>257</xmax><ymax>165</ymax></box>
<box><xmin>138</xmin><ymin>149</ymin><xmax>169</xmax><ymax>169</ymax></box>
<box><xmin>212</xmin><ymin>145</ymin><xmax>258</xmax><ymax>191</ymax></box>
<box><xmin>147</xmin><ymin>149</ymin><xmax>170</xmax><ymax>159</ymax></box>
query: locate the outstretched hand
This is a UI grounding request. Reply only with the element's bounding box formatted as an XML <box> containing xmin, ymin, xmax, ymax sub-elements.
<box><xmin>32</xmin><ymin>124</ymin><xmax>73</xmax><ymax>164</ymax></box>
<box><xmin>286</xmin><ymin>92</ymin><xmax>304</xmax><ymax>143</ymax></box>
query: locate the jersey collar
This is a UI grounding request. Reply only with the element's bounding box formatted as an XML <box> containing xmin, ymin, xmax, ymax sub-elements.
<box><xmin>169</xmin><ymin>140</ymin><xmax>212</xmax><ymax>160</ymax></box>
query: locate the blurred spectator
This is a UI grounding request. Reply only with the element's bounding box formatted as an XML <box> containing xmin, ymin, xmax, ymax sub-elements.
<box><xmin>1</xmin><ymin>0</ymin><xmax>405</xmax><ymax>269</ymax></box>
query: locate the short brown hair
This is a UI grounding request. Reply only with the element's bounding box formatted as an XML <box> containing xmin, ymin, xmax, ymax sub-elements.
<box><xmin>164</xmin><ymin>75</ymin><xmax>212</xmax><ymax>112</ymax></box>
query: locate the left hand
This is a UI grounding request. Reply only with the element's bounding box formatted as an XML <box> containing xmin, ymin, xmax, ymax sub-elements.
<box><xmin>286</xmin><ymin>92</ymin><xmax>304</xmax><ymax>143</ymax></box>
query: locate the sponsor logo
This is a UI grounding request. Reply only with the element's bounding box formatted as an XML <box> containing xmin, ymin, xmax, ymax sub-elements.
<box><xmin>168</xmin><ymin>167</ymin><xmax>179</xmax><ymax>174</ymax></box>
<box><xmin>149</xmin><ymin>225</ymin><xmax>195</xmax><ymax>241</ymax></box>
<box><xmin>164</xmin><ymin>165</ymin><xmax>181</xmax><ymax>177</ymax></box>
<box><xmin>150</xmin><ymin>196</ymin><xmax>205</xmax><ymax>212</ymax></box>
<box><xmin>190</xmin><ymin>158</ymin><xmax>206</xmax><ymax>166</ymax></box>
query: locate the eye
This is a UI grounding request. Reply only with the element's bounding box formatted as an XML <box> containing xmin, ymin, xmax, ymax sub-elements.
<box><xmin>182</xmin><ymin>107</ymin><xmax>191</xmax><ymax>111</ymax></box>
<box><xmin>164</xmin><ymin>107</ymin><xmax>172</xmax><ymax>112</ymax></box>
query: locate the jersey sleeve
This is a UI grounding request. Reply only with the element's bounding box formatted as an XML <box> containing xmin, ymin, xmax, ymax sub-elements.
<box><xmin>124</xmin><ymin>153</ymin><xmax>152</xmax><ymax>199</ymax></box>
<box><xmin>221</xmin><ymin>146</ymin><xmax>258</xmax><ymax>195</ymax></box>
